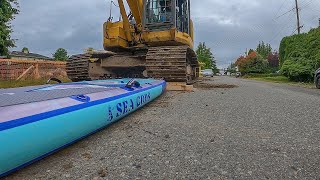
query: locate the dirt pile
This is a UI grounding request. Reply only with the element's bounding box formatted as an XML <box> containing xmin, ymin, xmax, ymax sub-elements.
<box><xmin>194</xmin><ymin>82</ymin><xmax>238</xmax><ymax>89</ymax></box>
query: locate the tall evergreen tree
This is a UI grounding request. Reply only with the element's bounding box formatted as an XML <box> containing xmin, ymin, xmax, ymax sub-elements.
<box><xmin>248</xmin><ymin>49</ymin><xmax>255</xmax><ymax>55</ymax></box>
<box><xmin>256</xmin><ymin>41</ymin><xmax>272</xmax><ymax>58</ymax></box>
<box><xmin>0</xmin><ymin>0</ymin><xmax>19</xmax><ymax>56</ymax></box>
<box><xmin>196</xmin><ymin>42</ymin><xmax>218</xmax><ymax>73</ymax></box>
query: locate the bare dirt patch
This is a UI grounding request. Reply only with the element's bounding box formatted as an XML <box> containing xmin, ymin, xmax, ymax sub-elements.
<box><xmin>199</xmin><ymin>77</ymin><xmax>215</xmax><ymax>81</ymax></box>
<box><xmin>194</xmin><ymin>82</ymin><xmax>238</xmax><ymax>89</ymax></box>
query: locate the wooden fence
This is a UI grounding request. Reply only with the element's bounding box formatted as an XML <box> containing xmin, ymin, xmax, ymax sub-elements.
<box><xmin>0</xmin><ymin>59</ymin><xmax>67</xmax><ymax>81</ymax></box>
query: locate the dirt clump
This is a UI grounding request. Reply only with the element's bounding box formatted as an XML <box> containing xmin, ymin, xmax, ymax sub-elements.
<box><xmin>195</xmin><ymin>82</ymin><xmax>238</xmax><ymax>89</ymax></box>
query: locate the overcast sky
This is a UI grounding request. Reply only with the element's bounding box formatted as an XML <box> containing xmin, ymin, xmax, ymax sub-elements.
<box><xmin>11</xmin><ymin>0</ymin><xmax>320</xmax><ymax>68</ymax></box>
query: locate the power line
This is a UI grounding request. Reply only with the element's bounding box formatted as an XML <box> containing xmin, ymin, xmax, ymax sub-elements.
<box><xmin>205</xmin><ymin>0</ymin><xmax>318</xmax><ymax>63</ymax></box>
<box><xmin>270</xmin><ymin>16</ymin><xmax>296</xmax><ymax>43</ymax></box>
<box><xmin>299</xmin><ymin>0</ymin><xmax>313</xmax><ymax>9</ymax></box>
<box><xmin>275</xmin><ymin>7</ymin><xmax>295</xmax><ymax>20</ymax></box>
<box><xmin>274</xmin><ymin>0</ymin><xmax>289</xmax><ymax>18</ymax></box>
<box><xmin>291</xmin><ymin>28</ymin><xmax>298</xmax><ymax>35</ymax></box>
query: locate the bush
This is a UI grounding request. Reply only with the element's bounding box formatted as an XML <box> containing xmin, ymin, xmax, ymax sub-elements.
<box><xmin>279</xmin><ymin>28</ymin><xmax>320</xmax><ymax>82</ymax></box>
<box><xmin>236</xmin><ymin>52</ymin><xmax>269</xmax><ymax>74</ymax></box>
<box><xmin>281</xmin><ymin>60</ymin><xmax>314</xmax><ymax>82</ymax></box>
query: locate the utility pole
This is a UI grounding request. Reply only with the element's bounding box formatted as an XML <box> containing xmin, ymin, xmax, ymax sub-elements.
<box><xmin>295</xmin><ymin>0</ymin><xmax>301</xmax><ymax>34</ymax></box>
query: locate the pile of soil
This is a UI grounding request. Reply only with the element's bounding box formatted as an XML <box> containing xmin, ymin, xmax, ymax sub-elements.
<box><xmin>194</xmin><ymin>82</ymin><xmax>238</xmax><ymax>89</ymax></box>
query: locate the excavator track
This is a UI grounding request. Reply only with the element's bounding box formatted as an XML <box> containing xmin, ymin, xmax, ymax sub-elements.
<box><xmin>67</xmin><ymin>47</ymin><xmax>198</xmax><ymax>84</ymax></box>
<box><xmin>67</xmin><ymin>50</ymin><xmax>147</xmax><ymax>81</ymax></box>
<box><xmin>146</xmin><ymin>46</ymin><xmax>198</xmax><ymax>84</ymax></box>
<box><xmin>66</xmin><ymin>54</ymin><xmax>92</xmax><ymax>82</ymax></box>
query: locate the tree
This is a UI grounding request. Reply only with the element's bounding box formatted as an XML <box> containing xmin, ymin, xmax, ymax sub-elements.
<box><xmin>0</xmin><ymin>0</ymin><xmax>19</xmax><ymax>56</ymax></box>
<box><xmin>256</xmin><ymin>41</ymin><xmax>272</xmax><ymax>58</ymax></box>
<box><xmin>196</xmin><ymin>42</ymin><xmax>218</xmax><ymax>73</ymax></box>
<box><xmin>226</xmin><ymin>63</ymin><xmax>237</xmax><ymax>74</ymax></box>
<box><xmin>21</xmin><ymin>47</ymin><xmax>29</xmax><ymax>53</ymax></box>
<box><xmin>248</xmin><ymin>49</ymin><xmax>255</xmax><ymax>55</ymax></box>
<box><xmin>267</xmin><ymin>51</ymin><xmax>279</xmax><ymax>68</ymax></box>
<box><xmin>53</xmin><ymin>48</ymin><xmax>69</xmax><ymax>61</ymax></box>
<box><xmin>235</xmin><ymin>51</ymin><xmax>269</xmax><ymax>74</ymax></box>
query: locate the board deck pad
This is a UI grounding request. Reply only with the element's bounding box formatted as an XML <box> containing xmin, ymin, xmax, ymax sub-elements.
<box><xmin>0</xmin><ymin>80</ymin><xmax>129</xmax><ymax>107</ymax></box>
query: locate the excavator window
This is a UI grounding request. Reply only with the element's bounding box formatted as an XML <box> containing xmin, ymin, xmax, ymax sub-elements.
<box><xmin>146</xmin><ymin>0</ymin><xmax>172</xmax><ymax>23</ymax></box>
<box><xmin>145</xmin><ymin>0</ymin><xmax>174</xmax><ymax>30</ymax></box>
<box><xmin>144</xmin><ymin>0</ymin><xmax>190</xmax><ymax>33</ymax></box>
<box><xmin>175</xmin><ymin>0</ymin><xmax>190</xmax><ymax>34</ymax></box>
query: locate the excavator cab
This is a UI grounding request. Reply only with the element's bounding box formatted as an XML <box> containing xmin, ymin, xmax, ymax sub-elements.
<box><xmin>142</xmin><ymin>0</ymin><xmax>194</xmax><ymax>49</ymax></box>
<box><xmin>144</xmin><ymin>0</ymin><xmax>191</xmax><ymax>34</ymax></box>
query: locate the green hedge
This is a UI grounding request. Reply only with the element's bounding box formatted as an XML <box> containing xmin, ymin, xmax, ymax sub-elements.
<box><xmin>279</xmin><ymin>28</ymin><xmax>320</xmax><ymax>82</ymax></box>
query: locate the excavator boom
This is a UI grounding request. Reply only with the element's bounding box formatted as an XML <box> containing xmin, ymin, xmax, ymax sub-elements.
<box><xmin>117</xmin><ymin>0</ymin><xmax>132</xmax><ymax>42</ymax></box>
<box><xmin>126</xmin><ymin>0</ymin><xmax>143</xmax><ymax>25</ymax></box>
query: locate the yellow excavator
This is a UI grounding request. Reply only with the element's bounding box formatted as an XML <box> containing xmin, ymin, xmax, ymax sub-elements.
<box><xmin>67</xmin><ymin>0</ymin><xmax>199</xmax><ymax>84</ymax></box>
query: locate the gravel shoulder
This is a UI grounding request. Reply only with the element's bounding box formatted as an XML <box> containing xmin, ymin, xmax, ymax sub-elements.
<box><xmin>5</xmin><ymin>76</ymin><xmax>320</xmax><ymax>179</ymax></box>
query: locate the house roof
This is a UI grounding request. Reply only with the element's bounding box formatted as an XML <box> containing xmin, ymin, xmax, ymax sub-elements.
<box><xmin>10</xmin><ymin>51</ymin><xmax>53</xmax><ymax>60</ymax></box>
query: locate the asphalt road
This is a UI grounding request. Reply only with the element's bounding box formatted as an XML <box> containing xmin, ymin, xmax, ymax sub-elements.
<box><xmin>5</xmin><ymin>76</ymin><xmax>320</xmax><ymax>179</ymax></box>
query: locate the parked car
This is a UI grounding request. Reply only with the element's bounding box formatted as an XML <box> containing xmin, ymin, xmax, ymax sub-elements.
<box><xmin>201</xmin><ymin>69</ymin><xmax>214</xmax><ymax>77</ymax></box>
<box><xmin>315</xmin><ymin>68</ymin><xmax>320</xmax><ymax>89</ymax></box>
<box><xmin>236</xmin><ymin>72</ymin><xmax>241</xmax><ymax>78</ymax></box>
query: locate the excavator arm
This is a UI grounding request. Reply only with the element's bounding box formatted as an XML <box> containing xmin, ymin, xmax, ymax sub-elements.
<box><xmin>117</xmin><ymin>0</ymin><xmax>144</xmax><ymax>44</ymax></box>
<box><xmin>117</xmin><ymin>0</ymin><xmax>133</xmax><ymax>42</ymax></box>
<box><xmin>125</xmin><ymin>0</ymin><xmax>143</xmax><ymax>26</ymax></box>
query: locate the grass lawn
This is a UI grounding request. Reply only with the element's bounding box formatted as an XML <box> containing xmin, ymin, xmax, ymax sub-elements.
<box><xmin>0</xmin><ymin>78</ymin><xmax>72</xmax><ymax>89</ymax></box>
<box><xmin>249</xmin><ymin>75</ymin><xmax>291</xmax><ymax>83</ymax></box>
<box><xmin>243</xmin><ymin>75</ymin><xmax>315</xmax><ymax>89</ymax></box>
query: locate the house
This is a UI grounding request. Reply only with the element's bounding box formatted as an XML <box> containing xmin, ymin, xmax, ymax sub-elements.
<box><xmin>10</xmin><ymin>50</ymin><xmax>52</xmax><ymax>61</ymax></box>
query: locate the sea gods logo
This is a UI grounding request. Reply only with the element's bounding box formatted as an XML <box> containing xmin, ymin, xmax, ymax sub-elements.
<box><xmin>107</xmin><ymin>92</ymin><xmax>151</xmax><ymax>121</ymax></box>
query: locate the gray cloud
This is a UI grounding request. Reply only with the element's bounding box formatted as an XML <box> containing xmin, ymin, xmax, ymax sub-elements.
<box><xmin>11</xmin><ymin>0</ymin><xmax>320</xmax><ymax>68</ymax></box>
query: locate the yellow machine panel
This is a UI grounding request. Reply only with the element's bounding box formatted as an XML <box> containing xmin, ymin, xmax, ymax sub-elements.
<box><xmin>103</xmin><ymin>21</ymin><xmax>127</xmax><ymax>49</ymax></box>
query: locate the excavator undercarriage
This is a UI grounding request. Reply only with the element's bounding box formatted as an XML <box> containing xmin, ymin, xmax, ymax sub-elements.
<box><xmin>67</xmin><ymin>46</ymin><xmax>198</xmax><ymax>84</ymax></box>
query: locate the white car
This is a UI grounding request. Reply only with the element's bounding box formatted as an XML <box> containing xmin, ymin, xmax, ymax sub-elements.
<box><xmin>201</xmin><ymin>69</ymin><xmax>214</xmax><ymax>77</ymax></box>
